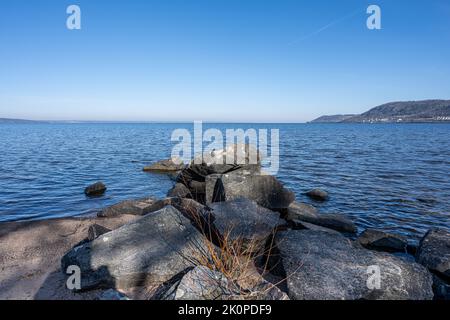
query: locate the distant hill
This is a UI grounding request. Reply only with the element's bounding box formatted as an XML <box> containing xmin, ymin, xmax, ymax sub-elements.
<box><xmin>311</xmin><ymin>100</ymin><xmax>450</xmax><ymax>123</ymax></box>
<box><xmin>310</xmin><ymin>114</ymin><xmax>356</xmax><ymax>123</ymax></box>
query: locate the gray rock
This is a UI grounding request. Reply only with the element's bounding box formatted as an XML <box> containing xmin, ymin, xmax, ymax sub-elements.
<box><xmin>169</xmin><ymin>266</ymin><xmax>289</xmax><ymax>300</ymax></box>
<box><xmin>206</xmin><ymin>173</ymin><xmax>295</xmax><ymax>209</ymax></box>
<box><xmin>167</xmin><ymin>183</ymin><xmax>191</xmax><ymax>198</ymax></box>
<box><xmin>357</xmin><ymin>229</ymin><xmax>408</xmax><ymax>253</ymax></box>
<box><xmin>61</xmin><ymin>206</ymin><xmax>210</xmax><ymax>290</ymax></box>
<box><xmin>273</xmin><ymin>229</ymin><xmax>433</xmax><ymax>300</ymax></box>
<box><xmin>97</xmin><ymin>197</ymin><xmax>164</xmax><ymax>217</ymax></box>
<box><xmin>305</xmin><ymin>188</ymin><xmax>328</xmax><ymax>201</ymax></box>
<box><xmin>143</xmin><ymin>158</ymin><xmax>185</xmax><ymax>172</ymax></box>
<box><xmin>175</xmin><ymin>144</ymin><xmax>263</xmax><ymax>204</ymax></box>
<box><xmin>84</xmin><ymin>182</ymin><xmax>107</xmax><ymax>196</ymax></box>
<box><xmin>88</xmin><ymin>224</ymin><xmax>112</xmax><ymax>241</ymax></box>
<box><xmin>286</xmin><ymin>202</ymin><xmax>318</xmax><ymax>221</ymax></box>
<box><xmin>210</xmin><ymin>198</ymin><xmax>283</xmax><ymax>253</ymax></box>
<box><xmin>286</xmin><ymin>202</ymin><xmax>356</xmax><ymax>234</ymax></box>
<box><xmin>416</xmin><ymin>228</ymin><xmax>450</xmax><ymax>279</ymax></box>
<box><xmin>174</xmin><ymin>266</ymin><xmax>237</xmax><ymax>300</ymax></box>
<box><xmin>293</xmin><ymin>220</ymin><xmax>341</xmax><ymax>235</ymax></box>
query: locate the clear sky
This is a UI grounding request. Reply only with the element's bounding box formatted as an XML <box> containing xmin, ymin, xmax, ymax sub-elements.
<box><xmin>1</xmin><ymin>0</ymin><xmax>449</xmax><ymax>122</ymax></box>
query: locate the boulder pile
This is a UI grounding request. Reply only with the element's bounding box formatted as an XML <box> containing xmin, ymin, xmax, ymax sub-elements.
<box><xmin>61</xmin><ymin>145</ymin><xmax>448</xmax><ymax>300</ymax></box>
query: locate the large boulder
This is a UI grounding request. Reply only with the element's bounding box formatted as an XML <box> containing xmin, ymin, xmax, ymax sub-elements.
<box><xmin>416</xmin><ymin>228</ymin><xmax>450</xmax><ymax>279</ymax></box>
<box><xmin>206</xmin><ymin>173</ymin><xmax>295</xmax><ymax>210</ymax></box>
<box><xmin>357</xmin><ymin>229</ymin><xmax>408</xmax><ymax>253</ymax></box>
<box><xmin>286</xmin><ymin>202</ymin><xmax>356</xmax><ymax>234</ymax></box>
<box><xmin>61</xmin><ymin>206</ymin><xmax>210</xmax><ymax>290</ymax></box>
<box><xmin>97</xmin><ymin>197</ymin><xmax>165</xmax><ymax>217</ymax></box>
<box><xmin>84</xmin><ymin>182</ymin><xmax>107</xmax><ymax>196</ymax></box>
<box><xmin>210</xmin><ymin>198</ymin><xmax>284</xmax><ymax>252</ymax></box>
<box><xmin>143</xmin><ymin>158</ymin><xmax>185</xmax><ymax>172</ymax></box>
<box><xmin>272</xmin><ymin>229</ymin><xmax>433</xmax><ymax>300</ymax></box>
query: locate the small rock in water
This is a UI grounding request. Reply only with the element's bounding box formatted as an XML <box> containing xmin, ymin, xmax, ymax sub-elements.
<box><xmin>143</xmin><ymin>158</ymin><xmax>185</xmax><ymax>172</ymax></box>
<box><xmin>416</xmin><ymin>228</ymin><xmax>450</xmax><ymax>279</ymax></box>
<box><xmin>84</xmin><ymin>182</ymin><xmax>107</xmax><ymax>196</ymax></box>
<box><xmin>357</xmin><ymin>229</ymin><xmax>407</xmax><ymax>253</ymax></box>
<box><xmin>305</xmin><ymin>188</ymin><xmax>328</xmax><ymax>201</ymax></box>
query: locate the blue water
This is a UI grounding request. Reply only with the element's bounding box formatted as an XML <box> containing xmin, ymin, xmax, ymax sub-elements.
<box><xmin>0</xmin><ymin>123</ymin><xmax>449</xmax><ymax>241</ymax></box>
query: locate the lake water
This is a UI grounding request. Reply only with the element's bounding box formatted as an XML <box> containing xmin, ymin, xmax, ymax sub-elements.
<box><xmin>1</xmin><ymin>123</ymin><xmax>449</xmax><ymax>242</ymax></box>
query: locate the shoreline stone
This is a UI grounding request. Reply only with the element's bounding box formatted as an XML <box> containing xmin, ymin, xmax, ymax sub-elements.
<box><xmin>272</xmin><ymin>229</ymin><xmax>434</xmax><ymax>300</ymax></box>
<box><xmin>61</xmin><ymin>205</ymin><xmax>211</xmax><ymax>290</ymax></box>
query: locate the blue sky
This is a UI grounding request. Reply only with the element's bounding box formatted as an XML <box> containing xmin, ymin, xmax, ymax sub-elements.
<box><xmin>0</xmin><ymin>0</ymin><xmax>449</xmax><ymax>122</ymax></box>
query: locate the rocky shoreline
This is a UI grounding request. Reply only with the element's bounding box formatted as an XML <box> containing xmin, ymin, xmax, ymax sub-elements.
<box><xmin>1</xmin><ymin>145</ymin><xmax>449</xmax><ymax>300</ymax></box>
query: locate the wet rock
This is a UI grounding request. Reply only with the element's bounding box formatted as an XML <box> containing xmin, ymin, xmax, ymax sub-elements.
<box><xmin>167</xmin><ymin>183</ymin><xmax>191</xmax><ymax>198</ymax></box>
<box><xmin>61</xmin><ymin>206</ymin><xmax>210</xmax><ymax>290</ymax></box>
<box><xmin>206</xmin><ymin>173</ymin><xmax>295</xmax><ymax>210</ymax></box>
<box><xmin>357</xmin><ymin>229</ymin><xmax>408</xmax><ymax>253</ymax></box>
<box><xmin>292</xmin><ymin>220</ymin><xmax>340</xmax><ymax>234</ymax></box>
<box><xmin>305</xmin><ymin>188</ymin><xmax>328</xmax><ymax>201</ymax></box>
<box><xmin>416</xmin><ymin>228</ymin><xmax>450</xmax><ymax>279</ymax></box>
<box><xmin>143</xmin><ymin>158</ymin><xmax>185</xmax><ymax>172</ymax></box>
<box><xmin>97</xmin><ymin>197</ymin><xmax>164</xmax><ymax>217</ymax></box>
<box><xmin>286</xmin><ymin>203</ymin><xmax>356</xmax><ymax>234</ymax></box>
<box><xmin>84</xmin><ymin>182</ymin><xmax>107</xmax><ymax>196</ymax></box>
<box><xmin>88</xmin><ymin>224</ymin><xmax>112</xmax><ymax>241</ymax></box>
<box><xmin>210</xmin><ymin>198</ymin><xmax>283</xmax><ymax>253</ymax></box>
<box><xmin>286</xmin><ymin>202</ymin><xmax>318</xmax><ymax>221</ymax></box>
<box><xmin>272</xmin><ymin>229</ymin><xmax>433</xmax><ymax>300</ymax></box>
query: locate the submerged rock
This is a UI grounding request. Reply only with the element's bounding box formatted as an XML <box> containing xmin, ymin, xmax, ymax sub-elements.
<box><xmin>84</xmin><ymin>182</ymin><xmax>107</xmax><ymax>196</ymax></box>
<box><xmin>97</xmin><ymin>197</ymin><xmax>164</xmax><ymax>217</ymax></box>
<box><xmin>61</xmin><ymin>205</ymin><xmax>210</xmax><ymax>290</ymax></box>
<box><xmin>272</xmin><ymin>229</ymin><xmax>433</xmax><ymax>300</ymax></box>
<box><xmin>143</xmin><ymin>158</ymin><xmax>185</xmax><ymax>172</ymax></box>
<box><xmin>305</xmin><ymin>188</ymin><xmax>328</xmax><ymax>201</ymax></box>
<box><xmin>416</xmin><ymin>228</ymin><xmax>450</xmax><ymax>279</ymax></box>
<box><xmin>210</xmin><ymin>198</ymin><xmax>283</xmax><ymax>252</ymax></box>
<box><xmin>206</xmin><ymin>173</ymin><xmax>295</xmax><ymax>210</ymax></box>
<box><xmin>357</xmin><ymin>229</ymin><xmax>407</xmax><ymax>253</ymax></box>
